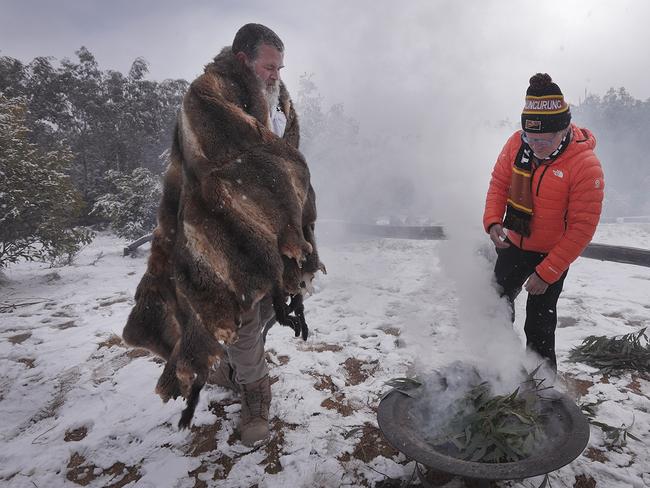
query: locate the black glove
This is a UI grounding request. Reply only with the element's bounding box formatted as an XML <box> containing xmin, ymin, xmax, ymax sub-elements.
<box><xmin>272</xmin><ymin>293</ymin><xmax>309</xmax><ymax>341</ymax></box>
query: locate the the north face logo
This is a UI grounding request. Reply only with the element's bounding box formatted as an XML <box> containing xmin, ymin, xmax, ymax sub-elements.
<box><xmin>553</xmin><ymin>169</ymin><xmax>564</xmax><ymax>178</ymax></box>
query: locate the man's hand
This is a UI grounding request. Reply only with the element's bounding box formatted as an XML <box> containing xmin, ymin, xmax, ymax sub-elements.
<box><xmin>525</xmin><ymin>273</ymin><xmax>548</xmax><ymax>295</ymax></box>
<box><xmin>273</xmin><ymin>293</ymin><xmax>309</xmax><ymax>341</ymax></box>
<box><xmin>489</xmin><ymin>223</ymin><xmax>510</xmax><ymax>248</ymax></box>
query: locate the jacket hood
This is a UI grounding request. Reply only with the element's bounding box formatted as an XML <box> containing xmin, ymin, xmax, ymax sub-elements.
<box><xmin>549</xmin><ymin>124</ymin><xmax>595</xmax><ymax>162</ymax></box>
<box><xmin>569</xmin><ymin>124</ymin><xmax>596</xmax><ymax>150</ymax></box>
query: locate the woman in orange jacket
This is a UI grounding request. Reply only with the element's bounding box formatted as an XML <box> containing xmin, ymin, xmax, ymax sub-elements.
<box><xmin>483</xmin><ymin>73</ymin><xmax>604</xmax><ymax>372</ymax></box>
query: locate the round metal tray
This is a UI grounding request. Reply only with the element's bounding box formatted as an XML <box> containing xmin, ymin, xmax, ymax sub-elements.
<box><xmin>378</xmin><ymin>388</ymin><xmax>589</xmax><ymax>481</ymax></box>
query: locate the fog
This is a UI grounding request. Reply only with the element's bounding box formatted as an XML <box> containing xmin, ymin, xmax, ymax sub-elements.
<box><xmin>2</xmin><ymin>0</ymin><xmax>649</xmax><ymax>221</ymax></box>
<box><xmin>2</xmin><ymin>1</ymin><xmax>648</xmax><ymax>380</ymax></box>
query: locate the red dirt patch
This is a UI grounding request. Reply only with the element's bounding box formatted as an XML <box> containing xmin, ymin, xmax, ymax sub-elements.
<box><xmin>626</xmin><ymin>375</ymin><xmax>643</xmax><ymax>394</ymax></box>
<box><xmin>65</xmin><ymin>426</ymin><xmax>88</xmax><ymax>442</ymax></box>
<box><xmin>263</xmin><ymin>419</ymin><xmax>299</xmax><ymax>474</ymax></box>
<box><xmin>17</xmin><ymin>357</ymin><xmax>35</xmax><ymax>368</ymax></box>
<box><xmin>310</xmin><ymin>373</ymin><xmax>337</xmax><ymax>393</ymax></box>
<box><xmin>98</xmin><ymin>334</ymin><xmax>124</xmax><ymax>350</ymax></box>
<box><xmin>300</xmin><ymin>343</ymin><xmax>343</xmax><ymax>353</ymax></box>
<box><xmin>8</xmin><ymin>332</ymin><xmax>31</xmax><ymax>344</ymax></box>
<box><xmin>66</xmin><ymin>453</ymin><xmax>141</xmax><ymax>487</ymax></box>
<box><xmin>188</xmin><ymin>419</ymin><xmax>222</xmax><ymax>456</ymax></box>
<box><xmin>189</xmin><ymin>463</ymin><xmax>209</xmax><ymax>488</ymax></box>
<box><xmin>227</xmin><ymin>429</ymin><xmax>239</xmax><ymax>446</ymax></box>
<box><xmin>126</xmin><ymin>348</ymin><xmax>150</xmax><ymax>359</ymax></box>
<box><xmin>574</xmin><ymin>474</ymin><xmax>597</xmax><ymax>488</ymax></box>
<box><xmin>338</xmin><ymin>451</ymin><xmax>351</xmax><ymax>463</ymax></box>
<box><xmin>343</xmin><ymin>357</ymin><xmax>379</xmax><ymax>386</ymax></box>
<box><xmin>321</xmin><ymin>394</ymin><xmax>354</xmax><ymax>416</ymax></box>
<box><xmin>560</xmin><ymin>373</ymin><xmax>594</xmax><ymax>398</ymax></box>
<box><xmin>265</xmin><ymin>350</ymin><xmax>290</xmax><ymax>365</ymax></box>
<box><xmin>66</xmin><ymin>453</ymin><xmax>94</xmax><ymax>485</ymax></box>
<box><xmin>187</xmin><ymin>400</ymin><xmax>237</xmax><ymax>455</ymax></box>
<box><xmin>349</xmin><ymin>423</ymin><xmax>399</xmax><ymax>463</ymax></box>
<box><xmin>102</xmin><ymin>463</ymin><xmax>141</xmax><ymax>488</ymax></box>
<box><xmin>212</xmin><ymin>454</ymin><xmax>234</xmax><ymax>480</ymax></box>
<box><xmin>584</xmin><ymin>447</ymin><xmax>609</xmax><ymax>463</ymax></box>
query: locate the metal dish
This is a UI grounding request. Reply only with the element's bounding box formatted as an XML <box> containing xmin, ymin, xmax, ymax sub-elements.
<box><xmin>378</xmin><ymin>387</ymin><xmax>589</xmax><ymax>481</ymax></box>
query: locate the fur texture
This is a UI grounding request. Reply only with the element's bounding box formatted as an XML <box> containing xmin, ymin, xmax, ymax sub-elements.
<box><xmin>122</xmin><ymin>47</ymin><xmax>323</xmax><ymax>427</ymax></box>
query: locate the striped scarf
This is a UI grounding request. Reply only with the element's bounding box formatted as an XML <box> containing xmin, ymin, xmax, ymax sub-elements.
<box><xmin>503</xmin><ymin>131</ymin><xmax>570</xmax><ymax>237</ymax></box>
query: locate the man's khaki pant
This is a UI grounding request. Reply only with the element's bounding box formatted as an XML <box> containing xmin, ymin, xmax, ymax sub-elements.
<box><xmin>223</xmin><ymin>296</ymin><xmax>275</xmax><ymax>385</ymax></box>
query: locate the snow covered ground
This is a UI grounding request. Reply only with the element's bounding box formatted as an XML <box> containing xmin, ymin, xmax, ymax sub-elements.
<box><xmin>1</xmin><ymin>224</ymin><xmax>649</xmax><ymax>488</ymax></box>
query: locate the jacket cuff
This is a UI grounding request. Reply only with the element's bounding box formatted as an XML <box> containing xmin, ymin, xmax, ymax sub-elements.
<box><xmin>535</xmin><ymin>262</ymin><xmax>560</xmax><ymax>284</ymax></box>
<box><xmin>534</xmin><ymin>271</ymin><xmax>549</xmax><ymax>285</ymax></box>
<box><xmin>486</xmin><ymin>222</ymin><xmax>501</xmax><ymax>234</ymax></box>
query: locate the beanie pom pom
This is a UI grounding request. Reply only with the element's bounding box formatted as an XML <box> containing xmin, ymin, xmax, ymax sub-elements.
<box><xmin>529</xmin><ymin>73</ymin><xmax>554</xmax><ymax>90</ymax></box>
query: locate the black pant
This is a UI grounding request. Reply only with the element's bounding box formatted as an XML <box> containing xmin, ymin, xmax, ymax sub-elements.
<box><xmin>494</xmin><ymin>242</ymin><xmax>568</xmax><ymax>371</ymax></box>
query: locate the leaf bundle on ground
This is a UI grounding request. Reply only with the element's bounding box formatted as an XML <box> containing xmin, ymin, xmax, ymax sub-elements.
<box><xmin>569</xmin><ymin>328</ymin><xmax>650</xmax><ymax>374</ymax></box>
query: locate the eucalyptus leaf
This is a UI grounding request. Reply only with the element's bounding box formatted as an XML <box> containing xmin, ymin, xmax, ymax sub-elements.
<box><xmin>470</xmin><ymin>445</ymin><xmax>488</xmax><ymax>462</ymax></box>
<box><xmin>342</xmin><ymin>426</ymin><xmax>365</xmax><ymax>439</ymax></box>
<box><xmin>423</xmin><ymin>368</ymin><xmax>550</xmax><ymax>463</ymax></box>
<box><xmin>569</xmin><ymin>328</ymin><xmax>650</xmax><ymax>374</ymax></box>
<box><xmin>384</xmin><ymin>377</ymin><xmax>422</xmax><ymax>390</ymax></box>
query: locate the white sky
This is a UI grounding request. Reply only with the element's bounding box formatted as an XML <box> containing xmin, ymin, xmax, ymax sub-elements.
<box><xmin>1</xmin><ymin>0</ymin><xmax>649</xmax><ymax>135</ymax></box>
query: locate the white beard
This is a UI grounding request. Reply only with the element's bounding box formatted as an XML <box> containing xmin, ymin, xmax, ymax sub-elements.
<box><xmin>246</xmin><ymin>60</ymin><xmax>280</xmax><ymax>113</ymax></box>
<box><xmin>262</xmin><ymin>80</ymin><xmax>280</xmax><ymax>114</ymax></box>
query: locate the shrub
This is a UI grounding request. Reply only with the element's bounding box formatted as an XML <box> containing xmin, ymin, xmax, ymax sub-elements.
<box><xmin>92</xmin><ymin>167</ymin><xmax>161</xmax><ymax>240</ymax></box>
<box><xmin>0</xmin><ymin>94</ymin><xmax>93</xmax><ymax>267</ymax></box>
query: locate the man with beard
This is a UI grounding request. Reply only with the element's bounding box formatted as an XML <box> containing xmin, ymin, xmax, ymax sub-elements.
<box><xmin>205</xmin><ymin>23</ymin><xmax>295</xmax><ymax>446</ymax></box>
<box><xmin>235</xmin><ymin>32</ymin><xmax>287</xmax><ymax>139</ymax></box>
<box><xmin>123</xmin><ymin>23</ymin><xmax>323</xmax><ymax>446</ymax></box>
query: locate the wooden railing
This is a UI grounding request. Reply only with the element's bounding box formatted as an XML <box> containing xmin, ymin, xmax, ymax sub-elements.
<box><xmin>123</xmin><ymin>223</ymin><xmax>650</xmax><ymax>268</ymax></box>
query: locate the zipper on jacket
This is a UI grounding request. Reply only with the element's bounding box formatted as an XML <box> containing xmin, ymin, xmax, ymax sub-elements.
<box><xmin>536</xmin><ymin>165</ymin><xmax>551</xmax><ymax>196</ymax></box>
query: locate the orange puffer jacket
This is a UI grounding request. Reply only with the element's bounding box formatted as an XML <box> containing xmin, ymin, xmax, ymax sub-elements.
<box><xmin>483</xmin><ymin>124</ymin><xmax>604</xmax><ymax>284</ymax></box>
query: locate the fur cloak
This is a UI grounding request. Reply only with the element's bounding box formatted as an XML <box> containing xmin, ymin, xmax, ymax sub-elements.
<box><xmin>122</xmin><ymin>47</ymin><xmax>323</xmax><ymax>426</ymax></box>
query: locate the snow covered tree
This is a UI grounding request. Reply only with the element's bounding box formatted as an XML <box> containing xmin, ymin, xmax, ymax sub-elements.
<box><xmin>91</xmin><ymin>167</ymin><xmax>161</xmax><ymax>239</ymax></box>
<box><xmin>573</xmin><ymin>88</ymin><xmax>650</xmax><ymax>217</ymax></box>
<box><xmin>53</xmin><ymin>48</ymin><xmax>186</xmax><ymax>208</ymax></box>
<box><xmin>0</xmin><ymin>48</ymin><xmax>187</xmax><ymax>223</ymax></box>
<box><xmin>0</xmin><ymin>95</ymin><xmax>93</xmax><ymax>267</ymax></box>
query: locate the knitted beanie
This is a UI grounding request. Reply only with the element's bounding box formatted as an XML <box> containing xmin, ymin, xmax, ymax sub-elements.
<box><xmin>521</xmin><ymin>73</ymin><xmax>571</xmax><ymax>133</ymax></box>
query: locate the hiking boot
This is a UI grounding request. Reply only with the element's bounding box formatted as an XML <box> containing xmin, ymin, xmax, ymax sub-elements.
<box><xmin>240</xmin><ymin>375</ymin><xmax>271</xmax><ymax>446</ymax></box>
<box><xmin>207</xmin><ymin>361</ymin><xmax>240</xmax><ymax>393</ymax></box>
